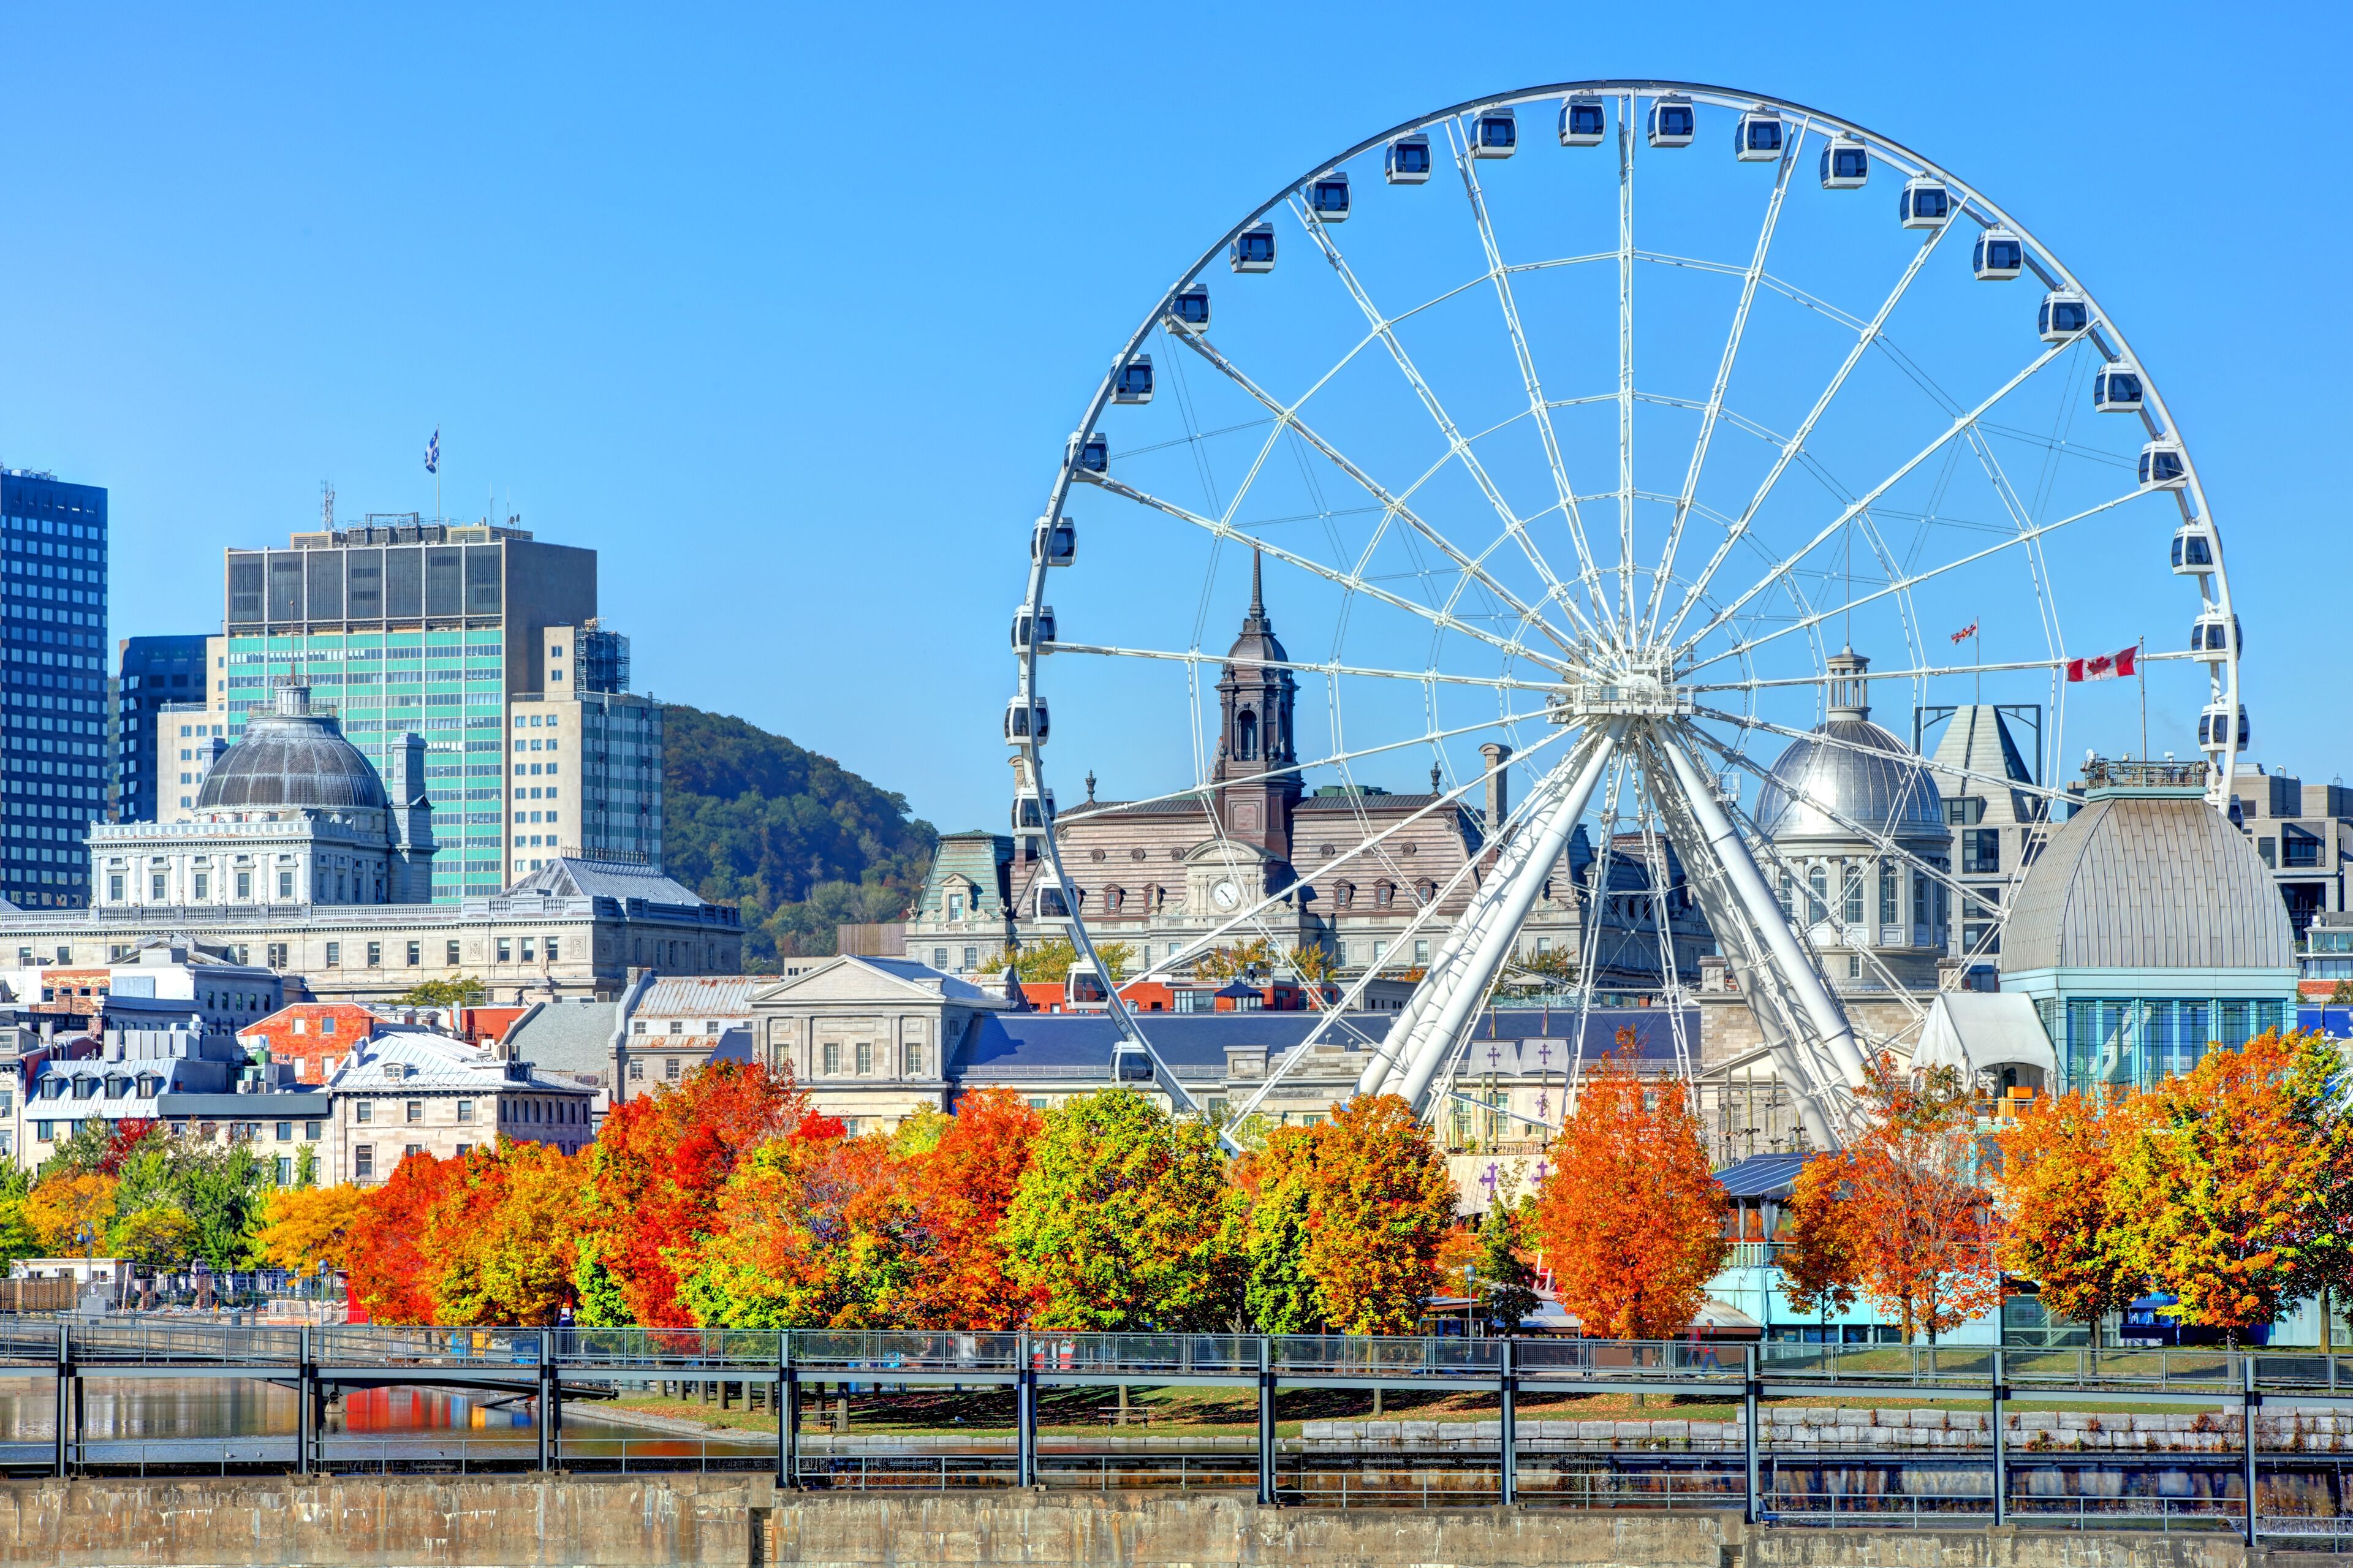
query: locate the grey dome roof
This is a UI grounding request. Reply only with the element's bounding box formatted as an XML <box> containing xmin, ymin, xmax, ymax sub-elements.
<box><xmin>1999</xmin><ymin>793</ymin><xmax>2294</xmax><ymax>974</ymax></box>
<box><xmin>195</xmin><ymin>690</ymin><xmax>388</xmax><ymax>812</ymax></box>
<box><xmin>1754</xmin><ymin>719</ymin><xmax>1945</xmax><ymax>844</ymax></box>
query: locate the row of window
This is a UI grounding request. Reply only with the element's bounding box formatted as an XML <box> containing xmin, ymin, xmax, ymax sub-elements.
<box><xmin>1776</xmin><ymin>864</ymin><xmax>1949</xmax><ymax>930</ymax></box>
<box><xmin>817</xmin><ymin>1042</ymin><xmax>928</xmax><ymax>1077</ymax></box>
<box><xmin>352</xmin><ymin>1096</ymin><xmax>585</xmax><ymax>1126</ymax></box>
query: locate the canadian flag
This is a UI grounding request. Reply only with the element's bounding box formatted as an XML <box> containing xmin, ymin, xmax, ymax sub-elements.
<box><xmin>2066</xmin><ymin>645</ymin><xmax>2137</xmax><ymax>683</ymax></box>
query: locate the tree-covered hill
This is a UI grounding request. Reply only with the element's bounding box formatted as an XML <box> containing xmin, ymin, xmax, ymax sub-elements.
<box><xmin>660</xmin><ymin>705</ymin><xmax>936</xmax><ymax>969</ymax></box>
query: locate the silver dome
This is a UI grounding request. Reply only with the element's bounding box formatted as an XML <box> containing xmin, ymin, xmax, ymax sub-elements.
<box><xmin>1753</xmin><ymin>719</ymin><xmax>1945</xmax><ymax>844</ymax></box>
<box><xmin>195</xmin><ymin>687</ymin><xmax>389</xmax><ymax>812</ymax></box>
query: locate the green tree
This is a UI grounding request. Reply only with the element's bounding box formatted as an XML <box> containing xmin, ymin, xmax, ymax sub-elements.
<box><xmin>1240</xmin><ymin>1132</ymin><xmax>1321</xmax><ymax>1333</ymax></box>
<box><xmin>1477</xmin><ymin>1203</ymin><xmax>1540</xmax><ymax>1334</ymax></box>
<box><xmin>571</xmin><ymin>1237</ymin><xmax>633</xmax><ymax>1328</ymax></box>
<box><xmin>180</xmin><ymin>1143</ymin><xmax>272</xmax><ymax>1270</ymax></box>
<box><xmin>112</xmin><ymin>1206</ymin><xmax>201</xmax><ymax>1267</ymax></box>
<box><xmin>0</xmin><ymin>1167</ymin><xmax>40</xmax><ymax>1270</ymax></box>
<box><xmin>393</xmin><ymin>976</ymin><xmax>488</xmax><ymax>1008</ymax></box>
<box><xmin>980</xmin><ymin>938</ymin><xmax>1135</xmax><ymax>983</ymax></box>
<box><xmin>1000</xmin><ymin>1089</ymin><xmax>1241</xmax><ymax>1331</ymax></box>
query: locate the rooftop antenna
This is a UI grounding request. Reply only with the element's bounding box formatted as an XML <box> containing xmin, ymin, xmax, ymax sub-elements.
<box><xmin>320</xmin><ymin>482</ymin><xmax>335</xmax><ymax>531</ymax></box>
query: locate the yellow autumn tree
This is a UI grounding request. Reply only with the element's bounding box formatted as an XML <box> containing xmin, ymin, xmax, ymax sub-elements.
<box><xmin>256</xmin><ymin>1184</ymin><xmax>371</xmax><ymax>1277</ymax></box>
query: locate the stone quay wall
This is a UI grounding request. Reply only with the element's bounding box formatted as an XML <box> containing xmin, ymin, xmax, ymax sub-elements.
<box><xmin>0</xmin><ymin>1475</ymin><xmax>2319</xmax><ymax>1568</ymax></box>
<box><xmin>1303</xmin><ymin>1409</ymin><xmax>2353</xmax><ymax>1454</ymax></box>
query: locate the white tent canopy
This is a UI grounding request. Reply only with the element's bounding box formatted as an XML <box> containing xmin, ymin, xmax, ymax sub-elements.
<box><xmin>1912</xmin><ymin>991</ymin><xmax>2057</xmax><ymax>1084</ymax></box>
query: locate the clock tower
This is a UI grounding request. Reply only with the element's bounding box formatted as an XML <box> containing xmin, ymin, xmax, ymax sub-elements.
<box><xmin>1212</xmin><ymin>550</ymin><xmax>1302</xmax><ymax>865</ymax></box>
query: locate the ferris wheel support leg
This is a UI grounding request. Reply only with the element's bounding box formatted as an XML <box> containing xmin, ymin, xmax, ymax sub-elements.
<box><xmin>1389</xmin><ymin>722</ymin><xmax>1625</xmax><ymax>1115</ymax></box>
<box><xmin>1656</xmin><ymin>724</ymin><xmax>1870</xmax><ymax>1093</ymax></box>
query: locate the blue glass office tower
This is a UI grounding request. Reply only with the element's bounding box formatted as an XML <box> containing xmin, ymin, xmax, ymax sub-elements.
<box><xmin>114</xmin><ymin>633</ymin><xmax>211</xmax><ymax>823</ymax></box>
<box><xmin>2</xmin><ymin>471</ymin><xmax>107</xmax><ymax>907</ymax></box>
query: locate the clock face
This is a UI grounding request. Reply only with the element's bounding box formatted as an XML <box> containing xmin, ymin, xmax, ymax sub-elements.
<box><xmin>1211</xmin><ymin>879</ymin><xmax>1241</xmax><ymax>911</ymax></box>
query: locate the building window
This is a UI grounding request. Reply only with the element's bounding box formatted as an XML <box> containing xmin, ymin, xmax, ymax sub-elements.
<box><xmin>275</xmin><ymin>1121</ymin><xmax>292</xmax><ymax>1142</ymax></box>
<box><xmin>934</xmin><ymin>947</ymin><xmax>949</xmax><ymax>968</ymax></box>
<box><xmin>275</xmin><ymin>1156</ymin><xmax>294</xmax><ymax>1186</ymax></box>
<box><xmin>1962</xmin><ymin>829</ymin><xmax>2001</xmax><ymax>875</ymax></box>
<box><xmin>856</xmin><ymin>1041</ymin><xmax>874</xmax><ymax>1075</ymax></box>
<box><xmin>1841</xmin><ymin>865</ymin><xmax>1863</xmax><ymax>925</ymax></box>
<box><xmin>665</xmin><ymin>1057</ymin><xmax>681</xmax><ymax>1081</ymax></box>
<box><xmin>521</xmin><ymin>937</ymin><xmax>536</xmax><ymax>962</ymax></box>
<box><xmin>355</xmin><ymin>1146</ymin><xmax>374</xmax><ymax>1181</ymax></box>
<box><xmin>151</xmin><ymin>873</ymin><xmax>167</xmax><ymax>901</ymax></box>
<box><xmin>457</xmin><ymin>1100</ymin><xmax>474</xmax><ymax>1123</ymax></box>
<box><xmin>405</xmin><ymin>1145</ymin><xmax>423</xmax><ymax>1162</ymax></box>
<box><xmin>107</xmin><ymin>874</ymin><xmax>123</xmax><ymax>903</ymax></box>
<box><xmin>356</xmin><ymin>1102</ymin><xmax>374</xmax><ymax>1124</ymax></box>
<box><xmin>405</xmin><ymin>1100</ymin><xmax>423</xmax><ymax>1123</ymax></box>
<box><xmin>907</xmin><ymin>1045</ymin><xmax>926</xmax><ymax>1076</ymax></box>
<box><xmin>1913</xmin><ymin>873</ymin><xmax>1930</xmax><ymax>930</ymax></box>
<box><xmin>406</xmin><ymin>942</ymin><xmax>421</xmax><ymax>967</ymax></box>
<box><xmin>823</xmin><ymin>1042</ymin><xmax>841</xmax><ymax>1075</ymax></box>
<box><xmin>964</xmin><ymin>946</ymin><xmax>978</xmax><ymax>970</ymax></box>
<box><xmin>1776</xmin><ymin>871</ymin><xmax>1793</xmax><ymax>917</ymax></box>
<box><xmin>497</xmin><ymin>939</ymin><xmax>512</xmax><ymax>963</ymax></box>
<box><xmin>305</xmin><ymin>1121</ymin><xmax>321</xmax><ymax>1139</ymax></box>
<box><xmin>235</xmin><ymin>871</ymin><xmax>251</xmax><ymax>900</ymax></box>
<box><xmin>1879</xmin><ymin>865</ymin><xmax>1899</xmax><ymax>926</ymax></box>
<box><xmin>366</xmin><ymin>942</ymin><xmax>382</xmax><ymax>968</ymax></box>
<box><xmin>279</xmin><ymin>870</ymin><xmax>294</xmax><ymax>899</ymax></box>
<box><xmin>1806</xmin><ymin>865</ymin><xmax>1828</xmax><ymax>923</ymax></box>
<box><xmin>628</xmin><ymin>1058</ymin><xmax>643</xmax><ymax>1080</ymax></box>
<box><xmin>325</xmin><ymin>942</ymin><xmax>341</xmax><ymax>967</ymax></box>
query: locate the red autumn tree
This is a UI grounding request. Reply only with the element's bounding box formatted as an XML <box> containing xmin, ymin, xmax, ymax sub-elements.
<box><xmin>585</xmin><ymin>1060</ymin><xmax>816</xmax><ymax>1325</ymax></box>
<box><xmin>344</xmin><ymin>1150</ymin><xmax>463</xmax><ymax>1324</ymax></box>
<box><xmin>1295</xmin><ymin>1094</ymin><xmax>1458</xmax><ymax>1335</ymax></box>
<box><xmin>1531</xmin><ymin>1034</ymin><xmax>1730</xmax><ymax>1339</ymax></box>
<box><xmin>1994</xmin><ymin>1087</ymin><xmax>2148</xmax><ymax>1344</ymax></box>
<box><xmin>680</xmin><ymin>1132</ymin><xmax>927</xmax><ymax>1328</ymax></box>
<box><xmin>1808</xmin><ymin>1053</ymin><xmax>2001</xmax><ymax>1344</ymax></box>
<box><xmin>901</xmin><ymin>1088</ymin><xmax>1044</xmax><ymax>1328</ymax></box>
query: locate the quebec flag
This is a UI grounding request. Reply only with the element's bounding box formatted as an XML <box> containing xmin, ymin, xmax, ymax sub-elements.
<box><xmin>424</xmin><ymin>429</ymin><xmax>440</xmax><ymax>475</ymax></box>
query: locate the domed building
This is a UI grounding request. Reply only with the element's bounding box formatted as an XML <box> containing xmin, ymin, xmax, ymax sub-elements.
<box><xmin>88</xmin><ymin>684</ymin><xmax>436</xmax><ymax>910</ymax></box>
<box><xmin>1752</xmin><ymin>650</ymin><xmax>1950</xmax><ymax>991</ymax></box>
<box><xmin>1998</xmin><ymin>756</ymin><xmax>2295</xmax><ymax>1093</ymax></box>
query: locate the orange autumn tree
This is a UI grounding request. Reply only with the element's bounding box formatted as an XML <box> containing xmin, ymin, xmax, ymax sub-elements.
<box><xmin>1778</xmin><ymin>1154</ymin><xmax>1862</xmax><ymax>1332</ymax></box>
<box><xmin>1805</xmin><ymin>1053</ymin><xmax>2000</xmax><ymax>1344</ymax></box>
<box><xmin>901</xmin><ymin>1088</ymin><xmax>1044</xmax><ymax>1328</ymax></box>
<box><xmin>582</xmin><ymin>1060</ymin><xmax>815</xmax><ymax>1325</ymax></box>
<box><xmin>423</xmin><ymin>1141</ymin><xmax>597</xmax><ymax>1325</ymax></box>
<box><xmin>680</xmin><ymin>1131</ymin><xmax>926</xmax><ymax>1328</ymax></box>
<box><xmin>1532</xmin><ymin>1035</ymin><xmax>1730</xmax><ymax>1338</ymax></box>
<box><xmin>345</xmin><ymin>1151</ymin><xmax>462</xmax><ymax>1323</ymax></box>
<box><xmin>1994</xmin><ymin>1087</ymin><xmax>2148</xmax><ymax>1344</ymax></box>
<box><xmin>2113</xmin><ymin>1029</ymin><xmax>2352</xmax><ymax>1340</ymax></box>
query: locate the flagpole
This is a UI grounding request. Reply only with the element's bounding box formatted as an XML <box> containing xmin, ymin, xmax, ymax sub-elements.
<box><xmin>2138</xmin><ymin>637</ymin><xmax>2148</xmax><ymax>761</ymax></box>
<box><xmin>1973</xmin><ymin>621</ymin><xmax>1982</xmax><ymax>707</ymax></box>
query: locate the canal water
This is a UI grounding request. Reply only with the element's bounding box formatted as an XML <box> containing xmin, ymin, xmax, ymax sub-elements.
<box><xmin>0</xmin><ymin>1375</ymin><xmax>769</xmax><ymax>1468</ymax></box>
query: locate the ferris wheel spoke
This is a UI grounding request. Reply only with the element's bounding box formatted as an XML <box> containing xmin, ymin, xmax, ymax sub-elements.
<box><xmin>1645</xmin><ymin>122</ymin><xmax>1807</xmax><ymax>642</ymax></box>
<box><xmin>1680</xmin><ymin>485</ymin><xmax>2144</xmax><ymax>679</ymax></box>
<box><xmin>1171</xmin><ymin>330</ymin><xmax>1593</xmax><ymax>656</ymax></box>
<box><xmin>1681</xmin><ymin>718</ymin><xmax>2016</xmax><ymax>939</ymax></box>
<box><xmin>1659</xmin><ymin>215</ymin><xmax>1964</xmax><ymax>647</ymax></box>
<box><xmin>1444</xmin><ymin>121</ymin><xmax>1610</xmax><ymax>634</ymax></box>
<box><xmin>1145</xmin><ymin>722</ymin><xmax>1582</xmax><ymax>988</ymax></box>
<box><xmin>1615</xmin><ymin>94</ymin><xmax>1638</xmax><ymax>628</ymax></box>
<box><xmin>1684</xmin><ymin>652</ymin><xmax>2081</xmax><ymax>695</ymax></box>
<box><xmin>1050</xmin><ymin>640</ymin><xmax>1567</xmax><ymax>697</ymax></box>
<box><xmin>1092</xmin><ymin>474</ymin><xmax>1580</xmax><ymax>673</ymax></box>
<box><xmin>1290</xmin><ymin>199</ymin><xmax>1607</xmax><ymax>640</ymax></box>
<box><xmin>1673</xmin><ymin>333</ymin><xmax>2077</xmax><ymax>662</ymax></box>
<box><xmin>1688</xmin><ymin>700</ymin><xmax>2067</xmax><ymax>805</ymax></box>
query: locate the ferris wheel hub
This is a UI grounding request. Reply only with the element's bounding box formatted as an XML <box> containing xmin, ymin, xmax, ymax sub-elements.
<box><xmin>1552</xmin><ymin>657</ymin><xmax>1692</xmax><ymax>722</ymax></box>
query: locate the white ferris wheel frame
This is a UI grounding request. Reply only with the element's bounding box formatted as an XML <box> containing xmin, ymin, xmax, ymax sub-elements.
<box><xmin>1005</xmin><ymin>80</ymin><xmax>2238</xmax><ymax>1150</ymax></box>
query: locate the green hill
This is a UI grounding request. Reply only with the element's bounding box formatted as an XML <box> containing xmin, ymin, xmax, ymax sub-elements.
<box><xmin>659</xmin><ymin>705</ymin><xmax>936</xmax><ymax>969</ymax></box>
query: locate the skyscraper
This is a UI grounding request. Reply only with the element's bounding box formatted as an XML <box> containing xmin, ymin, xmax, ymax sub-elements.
<box><xmin>219</xmin><ymin>517</ymin><xmax>623</xmax><ymax>901</ymax></box>
<box><xmin>2</xmin><ymin>471</ymin><xmax>108</xmax><ymax>907</ymax></box>
<box><xmin>114</xmin><ymin>634</ymin><xmax>213</xmax><ymax>823</ymax></box>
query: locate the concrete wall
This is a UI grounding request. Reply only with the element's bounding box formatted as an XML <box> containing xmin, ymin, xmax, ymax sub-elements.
<box><xmin>0</xmin><ymin>1477</ymin><xmax>2299</xmax><ymax>1568</ymax></box>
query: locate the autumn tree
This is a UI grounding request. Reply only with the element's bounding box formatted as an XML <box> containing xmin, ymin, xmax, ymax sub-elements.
<box><xmin>1813</xmin><ymin>1053</ymin><xmax>2001</xmax><ymax>1344</ymax></box>
<box><xmin>1238</xmin><ymin>1129</ymin><xmax>1322</xmax><ymax>1333</ymax></box>
<box><xmin>1531</xmin><ymin>1036</ymin><xmax>1729</xmax><ymax>1339</ymax></box>
<box><xmin>1001</xmin><ymin>1088</ymin><xmax>1241</xmax><ymax>1330</ymax></box>
<box><xmin>426</xmin><ymin>1142</ymin><xmax>597</xmax><ymax>1325</ymax></box>
<box><xmin>256</xmin><ymin>1185</ymin><xmax>370</xmax><ymax>1277</ymax></box>
<box><xmin>26</xmin><ymin>1172</ymin><xmax>118</xmax><ymax>1259</ymax></box>
<box><xmin>2113</xmin><ymin>1030</ymin><xmax>2352</xmax><ymax>1341</ymax></box>
<box><xmin>344</xmin><ymin>1151</ymin><xmax>462</xmax><ymax>1324</ymax></box>
<box><xmin>393</xmin><ymin>976</ymin><xmax>489</xmax><ymax>1007</ymax></box>
<box><xmin>1994</xmin><ymin>1088</ymin><xmax>2148</xmax><ymax>1344</ymax></box>
<box><xmin>1193</xmin><ymin>937</ymin><xmax>1277</xmax><ymax>984</ymax></box>
<box><xmin>111</xmin><ymin>1207</ymin><xmax>200</xmax><ymax>1268</ymax></box>
<box><xmin>1296</xmin><ymin>1096</ymin><xmax>1457</xmax><ymax>1334</ymax></box>
<box><xmin>680</xmin><ymin>1134</ymin><xmax>925</xmax><ymax>1328</ymax></box>
<box><xmin>583</xmin><ymin>1059</ymin><xmax>814</xmax><ymax>1325</ymax></box>
<box><xmin>900</xmin><ymin>1088</ymin><xmax>1043</xmax><ymax>1328</ymax></box>
<box><xmin>980</xmin><ymin>939</ymin><xmax>1135</xmax><ymax>983</ymax></box>
<box><xmin>1778</xmin><ymin>1155</ymin><xmax>1861</xmax><ymax>1333</ymax></box>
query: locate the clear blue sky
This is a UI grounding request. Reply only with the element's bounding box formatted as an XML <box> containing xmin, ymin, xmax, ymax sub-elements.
<box><xmin>2</xmin><ymin>3</ymin><xmax>2343</xmax><ymax>831</ymax></box>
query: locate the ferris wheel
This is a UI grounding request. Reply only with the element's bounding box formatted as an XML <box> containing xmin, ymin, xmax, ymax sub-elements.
<box><xmin>1006</xmin><ymin>81</ymin><xmax>2238</xmax><ymax>1148</ymax></box>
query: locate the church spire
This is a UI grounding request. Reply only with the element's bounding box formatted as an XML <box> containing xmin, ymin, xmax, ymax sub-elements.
<box><xmin>1242</xmin><ymin>544</ymin><xmax>1270</xmax><ymax>632</ymax></box>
